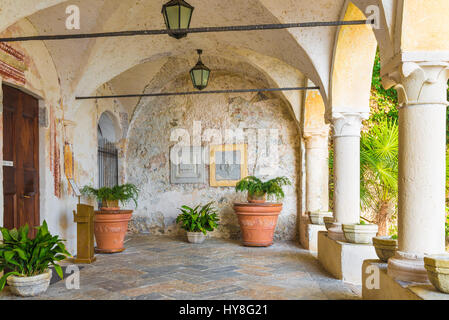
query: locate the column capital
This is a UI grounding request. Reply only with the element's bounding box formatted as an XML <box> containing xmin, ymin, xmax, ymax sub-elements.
<box><xmin>303</xmin><ymin>129</ymin><xmax>329</xmax><ymax>149</ymax></box>
<box><xmin>382</xmin><ymin>61</ymin><xmax>449</xmax><ymax>107</ymax></box>
<box><xmin>331</xmin><ymin>112</ymin><xmax>368</xmax><ymax>138</ymax></box>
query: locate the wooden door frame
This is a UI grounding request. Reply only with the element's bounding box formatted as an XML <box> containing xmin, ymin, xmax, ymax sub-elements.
<box><xmin>1</xmin><ymin>81</ymin><xmax>45</xmax><ymax>229</ymax></box>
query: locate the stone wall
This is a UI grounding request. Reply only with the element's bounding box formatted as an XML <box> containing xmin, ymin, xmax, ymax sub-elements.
<box><xmin>126</xmin><ymin>72</ymin><xmax>301</xmax><ymax>240</ymax></box>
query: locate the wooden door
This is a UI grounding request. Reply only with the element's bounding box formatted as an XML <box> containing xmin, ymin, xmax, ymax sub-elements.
<box><xmin>3</xmin><ymin>84</ymin><xmax>40</xmax><ymax>237</ymax></box>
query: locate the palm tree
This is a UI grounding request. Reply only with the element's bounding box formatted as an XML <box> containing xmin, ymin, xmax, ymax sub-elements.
<box><xmin>360</xmin><ymin>120</ymin><xmax>399</xmax><ymax>236</ymax></box>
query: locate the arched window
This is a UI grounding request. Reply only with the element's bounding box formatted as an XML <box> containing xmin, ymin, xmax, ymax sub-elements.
<box><xmin>97</xmin><ymin>113</ymin><xmax>119</xmax><ymax>188</ymax></box>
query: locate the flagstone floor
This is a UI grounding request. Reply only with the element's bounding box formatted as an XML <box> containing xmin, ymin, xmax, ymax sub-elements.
<box><xmin>0</xmin><ymin>234</ymin><xmax>361</xmax><ymax>300</ymax></box>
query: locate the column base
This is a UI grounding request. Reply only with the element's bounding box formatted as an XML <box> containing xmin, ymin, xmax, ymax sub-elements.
<box><xmin>318</xmin><ymin>231</ymin><xmax>377</xmax><ymax>285</ymax></box>
<box><xmin>387</xmin><ymin>251</ymin><xmax>430</xmax><ymax>283</ymax></box>
<box><xmin>328</xmin><ymin>223</ymin><xmax>345</xmax><ymax>241</ymax></box>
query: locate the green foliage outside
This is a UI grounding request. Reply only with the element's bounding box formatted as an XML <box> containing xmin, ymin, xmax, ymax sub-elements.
<box><xmin>235</xmin><ymin>176</ymin><xmax>291</xmax><ymax>201</ymax></box>
<box><xmin>0</xmin><ymin>221</ymin><xmax>71</xmax><ymax>290</ymax></box>
<box><xmin>360</xmin><ymin>120</ymin><xmax>398</xmax><ymax>213</ymax></box>
<box><xmin>176</xmin><ymin>202</ymin><xmax>220</xmax><ymax>235</ymax></box>
<box><xmin>81</xmin><ymin>183</ymin><xmax>140</xmax><ymax>207</ymax></box>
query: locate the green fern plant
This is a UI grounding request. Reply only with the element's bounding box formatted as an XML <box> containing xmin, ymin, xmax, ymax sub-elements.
<box><xmin>0</xmin><ymin>221</ymin><xmax>71</xmax><ymax>290</ymax></box>
<box><xmin>235</xmin><ymin>176</ymin><xmax>291</xmax><ymax>201</ymax></box>
<box><xmin>176</xmin><ymin>202</ymin><xmax>220</xmax><ymax>235</ymax></box>
<box><xmin>81</xmin><ymin>184</ymin><xmax>139</xmax><ymax>208</ymax></box>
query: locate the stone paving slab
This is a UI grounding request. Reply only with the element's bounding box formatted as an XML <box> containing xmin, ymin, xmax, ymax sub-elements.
<box><xmin>0</xmin><ymin>234</ymin><xmax>360</xmax><ymax>300</ymax></box>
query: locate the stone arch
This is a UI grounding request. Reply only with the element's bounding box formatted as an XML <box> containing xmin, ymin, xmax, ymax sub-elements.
<box><xmin>98</xmin><ymin>111</ymin><xmax>122</xmax><ymax>144</ymax></box>
<box><xmin>329</xmin><ymin>1</ymin><xmax>378</xmax><ymax>119</ymax></box>
<box><xmin>107</xmin><ymin>54</ymin><xmax>304</xmax><ymax>131</ymax></box>
<box><xmin>124</xmin><ymin>58</ymin><xmax>302</xmax><ymax>239</ymax></box>
<box><xmin>0</xmin><ymin>17</ymin><xmax>69</xmax><ymax>245</ymax></box>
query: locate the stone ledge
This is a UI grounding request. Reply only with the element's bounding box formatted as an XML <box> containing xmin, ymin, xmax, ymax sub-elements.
<box><xmin>362</xmin><ymin>260</ymin><xmax>449</xmax><ymax>300</ymax></box>
<box><xmin>307</xmin><ymin>224</ymin><xmax>326</xmax><ymax>254</ymax></box>
<box><xmin>318</xmin><ymin>231</ymin><xmax>377</xmax><ymax>285</ymax></box>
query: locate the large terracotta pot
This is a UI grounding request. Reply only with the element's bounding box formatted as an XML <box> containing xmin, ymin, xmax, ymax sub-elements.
<box><xmin>94</xmin><ymin>210</ymin><xmax>133</xmax><ymax>253</ymax></box>
<box><xmin>234</xmin><ymin>202</ymin><xmax>283</xmax><ymax>247</ymax></box>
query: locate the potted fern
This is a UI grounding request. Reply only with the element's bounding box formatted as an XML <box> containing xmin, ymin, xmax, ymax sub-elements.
<box><xmin>81</xmin><ymin>184</ymin><xmax>140</xmax><ymax>253</ymax></box>
<box><xmin>234</xmin><ymin>176</ymin><xmax>291</xmax><ymax>247</ymax></box>
<box><xmin>235</xmin><ymin>176</ymin><xmax>291</xmax><ymax>203</ymax></box>
<box><xmin>0</xmin><ymin>221</ymin><xmax>71</xmax><ymax>297</ymax></box>
<box><xmin>80</xmin><ymin>184</ymin><xmax>139</xmax><ymax>210</ymax></box>
<box><xmin>176</xmin><ymin>202</ymin><xmax>219</xmax><ymax>244</ymax></box>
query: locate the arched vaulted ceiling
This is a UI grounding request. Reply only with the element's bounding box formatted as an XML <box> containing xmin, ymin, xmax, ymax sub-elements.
<box><xmin>0</xmin><ymin>0</ymin><xmax>397</xmax><ymax>116</ymax></box>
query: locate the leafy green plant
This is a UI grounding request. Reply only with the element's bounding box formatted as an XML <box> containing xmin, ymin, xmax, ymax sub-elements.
<box><xmin>81</xmin><ymin>183</ymin><xmax>139</xmax><ymax>207</ymax></box>
<box><xmin>235</xmin><ymin>176</ymin><xmax>291</xmax><ymax>201</ymax></box>
<box><xmin>176</xmin><ymin>202</ymin><xmax>219</xmax><ymax>235</ymax></box>
<box><xmin>360</xmin><ymin>119</ymin><xmax>399</xmax><ymax>235</ymax></box>
<box><xmin>0</xmin><ymin>221</ymin><xmax>71</xmax><ymax>290</ymax></box>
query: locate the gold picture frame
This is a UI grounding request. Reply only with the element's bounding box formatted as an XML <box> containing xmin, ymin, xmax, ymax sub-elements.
<box><xmin>210</xmin><ymin>144</ymin><xmax>248</xmax><ymax>187</ymax></box>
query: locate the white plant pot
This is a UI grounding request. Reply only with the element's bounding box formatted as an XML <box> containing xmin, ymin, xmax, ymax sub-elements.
<box><xmin>7</xmin><ymin>269</ymin><xmax>52</xmax><ymax>297</ymax></box>
<box><xmin>187</xmin><ymin>232</ymin><xmax>206</xmax><ymax>244</ymax></box>
<box><xmin>309</xmin><ymin>212</ymin><xmax>333</xmax><ymax>225</ymax></box>
<box><xmin>323</xmin><ymin>216</ymin><xmax>335</xmax><ymax>231</ymax></box>
<box><xmin>373</xmin><ymin>236</ymin><xmax>398</xmax><ymax>262</ymax></box>
<box><xmin>424</xmin><ymin>254</ymin><xmax>449</xmax><ymax>294</ymax></box>
<box><xmin>342</xmin><ymin>224</ymin><xmax>378</xmax><ymax>244</ymax></box>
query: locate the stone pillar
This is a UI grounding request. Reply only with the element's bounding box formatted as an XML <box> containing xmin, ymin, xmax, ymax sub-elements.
<box><xmin>328</xmin><ymin>112</ymin><xmax>367</xmax><ymax>241</ymax></box>
<box><xmin>304</xmin><ymin>130</ymin><xmax>329</xmax><ymax>213</ymax></box>
<box><xmin>387</xmin><ymin>62</ymin><xmax>449</xmax><ymax>282</ymax></box>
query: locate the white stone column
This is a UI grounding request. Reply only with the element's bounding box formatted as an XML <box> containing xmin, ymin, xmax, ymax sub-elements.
<box><xmin>304</xmin><ymin>130</ymin><xmax>329</xmax><ymax>213</ymax></box>
<box><xmin>328</xmin><ymin>112</ymin><xmax>367</xmax><ymax>241</ymax></box>
<box><xmin>387</xmin><ymin>62</ymin><xmax>449</xmax><ymax>282</ymax></box>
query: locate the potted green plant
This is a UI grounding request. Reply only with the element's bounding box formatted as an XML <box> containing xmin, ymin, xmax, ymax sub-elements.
<box><xmin>81</xmin><ymin>184</ymin><xmax>140</xmax><ymax>253</ymax></box>
<box><xmin>80</xmin><ymin>184</ymin><xmax>139</xmax><ymax>210</ymax></box>
<box><xmin>342</xmin><ymin>220</ymin><xmax>379</xmax><ymax>244</ymax></box>
<box><xmin>235</xmin><ymin>176</ymin><xmax>291</xmax><ymax>203</ymax></box>
<box><xmin>0</xmin><ymin>221</ymin><xmax>71</xmax><ymax>297</ymax></box>
<box><xmin>234</xmin><ymin>176</ymin><xmax>291</xmax><ymax>247</ymax></box>
<box><xmin>176</xmin><ymin>202</ymin><xmax>219</xmax><ymax>244</ymax></box>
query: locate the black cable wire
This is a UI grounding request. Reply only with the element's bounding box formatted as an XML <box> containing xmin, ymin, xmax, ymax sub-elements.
<box><xmin>0</xmin><ymin>20</ymin><xmax>374</xmax><ymax>42</ymax></box>
<box><xmin>76</xmin><ymin>86</ymin><xmax>320</xmax><ymax>100</ymax></box>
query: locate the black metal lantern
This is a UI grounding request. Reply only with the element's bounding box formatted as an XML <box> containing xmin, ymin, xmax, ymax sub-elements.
<box><xmin>161</xmin><ymin>0</ymin><xmax>194</xmax><ymax>39</ymax></box>
<box><xmin>190</xmin><ymin>49</ymin><xmax>210</xmax><ymax>91</ymax></box>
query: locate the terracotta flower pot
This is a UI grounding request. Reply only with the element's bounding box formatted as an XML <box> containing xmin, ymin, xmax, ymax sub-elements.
<box><xmin>94</xmin><ymin>210</ymin><xmax>133</xmax><ymax>253</ymax></box>
<box><xmin>247</xmin><ymin>193</ymin><xmax>267</xmax><ymax>204</ymax></box>
<box><xmin>234</xmin><ymin>202</ymin><xmax>282</xmax><ymax>247</ymax></box>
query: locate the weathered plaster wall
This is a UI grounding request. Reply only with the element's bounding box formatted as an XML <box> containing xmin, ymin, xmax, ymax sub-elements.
<box><xmin>0</xmin><ymin>20</ymin><xmax>74</xmax><ymax>251</ymax></box>
<box><xmin>401</xmin><ymin>0</ymin><xmax>449</xmax><ymax>52</ymax></box>
<box><xmin>126</xmin><ymin>72</ymin><xmax>301</xmax><ymax>241</ymax></box>
<box><xmin>330</xmin><ymin>2</ymin><xmax>377</xmax><ymax>115</ymax></box>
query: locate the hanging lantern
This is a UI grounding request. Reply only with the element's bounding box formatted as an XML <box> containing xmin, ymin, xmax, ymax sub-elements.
<box><xmin>161</xmin><ymin>0</ymin><xmax>194</xmax><ymax>39</ymax></box>
<box><xmin>190</xmin><ymin>50</ymin><xmax>210</xmax><ymax>91</ymax></box>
